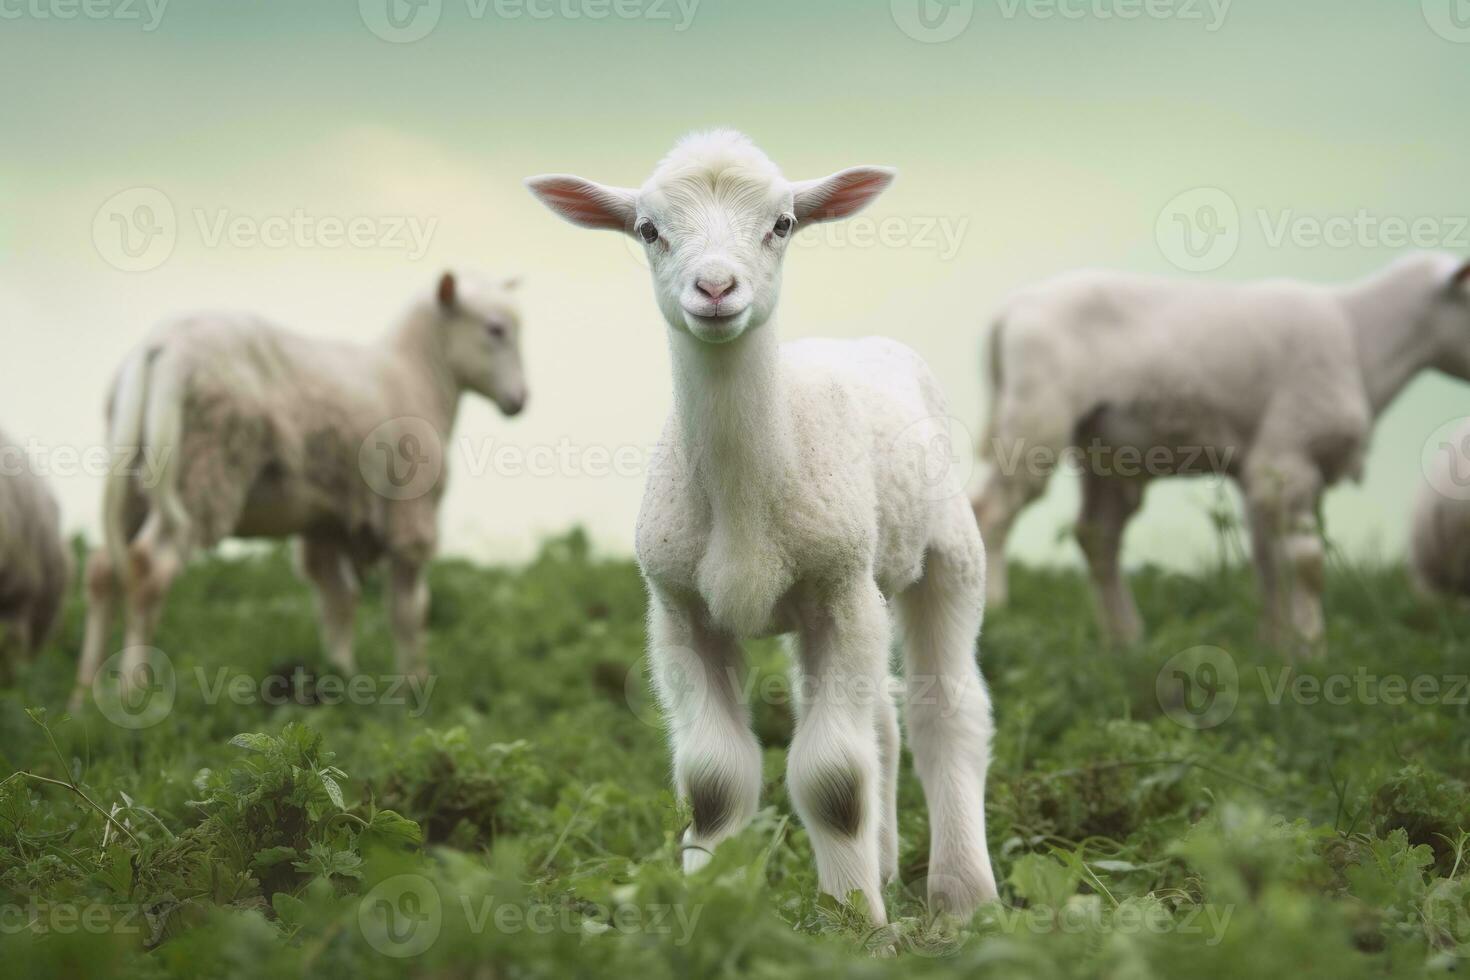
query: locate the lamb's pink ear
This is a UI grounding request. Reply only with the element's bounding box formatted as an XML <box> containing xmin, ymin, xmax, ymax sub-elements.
<box><xmin>525</xmin><ymin>175</ymin><xmax>637</xmax><ymax>233</ymax></box>
<box><xmin>791</xmin><ymin>167</ymin><xmax>897</xmax><ymax>224</ymax></box>
<box><xmin>437</xmin><ymin>271</ymin><xmax>457</xmax><ymax>310</ymax></box>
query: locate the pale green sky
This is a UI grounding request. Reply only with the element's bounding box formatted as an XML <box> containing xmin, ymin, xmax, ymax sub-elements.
<box><xmin>2</xmin><ymin>0</ymin><xmax>1467</xmax><ymax>567</ymax></box>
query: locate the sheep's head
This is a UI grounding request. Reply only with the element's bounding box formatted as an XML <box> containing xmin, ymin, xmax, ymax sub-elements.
<box><xmin>526</xmin><ymin>130</ymin><xmax>895</xmax><ymax>344</ymax></box>
<box><xmin>1420</xmin><ymin>254</ymin><xmax>1470</xmax><ymax>380</ymax></box>
<box><xmin>436</xmin><ymin>272</ymin><xmax>528</xmax><ymax>416</ymax></box>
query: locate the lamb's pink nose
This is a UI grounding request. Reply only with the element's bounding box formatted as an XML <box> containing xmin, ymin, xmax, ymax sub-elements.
<box><xmin>695</xmin><ymin>275</ymin><xmax>737</xmax><ymax>303</ymax></box>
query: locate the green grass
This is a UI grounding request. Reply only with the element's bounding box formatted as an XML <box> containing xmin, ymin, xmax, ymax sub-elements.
<box><xmin>2</xmin><ymin>529</ymin><xmax>1469</xmax><ymax>978</ymax></box>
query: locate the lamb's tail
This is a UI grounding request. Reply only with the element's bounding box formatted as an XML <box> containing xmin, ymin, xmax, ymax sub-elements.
<box><xmin>102</xmin><ymin>342</ymin><xmax>189</xmax><ymax>569</ymax></box>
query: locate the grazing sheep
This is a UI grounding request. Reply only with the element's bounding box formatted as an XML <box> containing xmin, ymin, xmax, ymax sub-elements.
<box><xmin>1411</xmin><ymin>418</ymin><xmax>1470</xmax><ymax>599</ymax></box>
<box><xmin>72</xmin><ymin>273</ymin><xmax>527</xmax><ymax>706</ymax></box>
<box><xmin>527</xmin><ymin>131</ymin><xmax>998</xmax><ymax>923</ymax></box>
<box><xmin>974</xmin><ymin>253</ymin><xmax>1470</xmax><ymax>654</ymax></box>
<box><xmin>0</xmin><ymin>429</ymin><xmax>70</xmax><ymax>674</ymax></box>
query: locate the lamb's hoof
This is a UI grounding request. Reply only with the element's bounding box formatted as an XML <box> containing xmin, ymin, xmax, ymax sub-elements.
<box><xmin>681</xmin><ymin>842</ymin><xmax>713</xmax><ymax>874</ymax></box>
<box><xmin>925</xmin><ymin>865</ymin><xmax>999</xmax><ymax>920</ymax></box>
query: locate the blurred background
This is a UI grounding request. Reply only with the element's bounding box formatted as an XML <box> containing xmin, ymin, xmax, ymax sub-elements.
<box><xmin>1</xmin><ymin>0</ymin><xmax>1466</xmax><ymax>568</ymax></box>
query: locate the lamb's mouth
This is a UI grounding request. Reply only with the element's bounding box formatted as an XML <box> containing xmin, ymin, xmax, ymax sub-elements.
<box><xmin>681</xmin><ymin>308</ymin><xmax>752</xmax><ymax>343</ymax></box>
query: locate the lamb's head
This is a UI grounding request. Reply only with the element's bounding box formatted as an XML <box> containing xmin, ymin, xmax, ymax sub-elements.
<box><xmin>436</xmin><ymin>272</ymin><xmax>528</xmax><ymax>416</ymax></box>
<box><xmin>526</xmin><ymin>130</ymin><xmax>895</xmax><ymax>344</ymax></box>
<box><xmin>1427</xmin><ymin>256</ymin><xmax>1470</xmax><ymax>379</ymax></box>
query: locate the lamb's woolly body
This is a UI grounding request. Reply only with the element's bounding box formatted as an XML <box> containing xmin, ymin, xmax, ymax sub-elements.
<box><xmin>1412</xmin><ymin>419</ymin><xmax>1470</xmax><ymax>598</ymax></box>
<box><xmin>529</xmin><ymin>131</ymin><xmax>998</xmax><ymax>924</ymax></box>
<box><xmin>976</xmin><ymin>252</ymin><xmax>1470</xmax><ymax>650</ymax></box>
<box><xmin>0</xmin><ymin>428</ymin><xmax>69</xmax><ymax>665</ymax></box>
<box><xmin>638</xmin><ymin>334</ymin><xmax>961</xmax><ymax>633</ymax></box>
<box><xmin>73</xmin><ymin>276</ymin><xmax>526</xmax><ymax>703</ymax></box>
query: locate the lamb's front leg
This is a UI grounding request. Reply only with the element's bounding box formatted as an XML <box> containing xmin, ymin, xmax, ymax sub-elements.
<box><xmin>387</xmin><ymin>556</ymin><xmax>431</xmax><ymax>679</ymax></box>
<box><xmin>790</xmin><ymin>581</ymin><xmax>890</xmax><ymax>925</ymax></box>
<box><xmin>648</xmin><ymin>590</ymin><xmax>762</xmax><ymax>873</ymax></box>
<box><xmin>1245</xmin><ymin>458</ymin><xmax>1326</xmax><ymax>658</ymax></box>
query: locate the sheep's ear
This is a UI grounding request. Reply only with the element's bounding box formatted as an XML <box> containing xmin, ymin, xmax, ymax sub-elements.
<box><xmin>525</xmin><ymin>175</ymin><xmax>637</xmax><ymax>233</ymax></box>
<box><xmin>791</xmin><ymin>167</ymin><xmax>897</xmax><ymax>225</ymax></box>
<box><xmin>437</xmin><ymin>272</ymin><xmax>458</xmax><ymax>310</ymax></box>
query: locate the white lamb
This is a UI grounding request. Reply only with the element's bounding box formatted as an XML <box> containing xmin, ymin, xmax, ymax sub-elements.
<box><xmin>973</xmin><ymin>253</ymin><xmax>1470</xmax><ymax>653</ymax></box>
<box><xmin>1411</xmin><ymin>418</ymin><xmax>1470</xmax><ymax>600</ymax></box>
<box><xmin>72</xmin><ymin>273</ymin><xmax>527</xmax><ymax>706</ymax></box>
<box><xmin>527</xmin><ymin>131</ymin><xmax>998</xmax><ymax>923</ymax></box>
<box><xmin>0</xmin><ymin>428</ymin><xmax>70</xmax><ymax>674</ymax></box>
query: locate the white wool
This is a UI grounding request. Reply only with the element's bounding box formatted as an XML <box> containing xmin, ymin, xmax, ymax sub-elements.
<box><xmin>528</xmin><ymin>132</ymin><xmax>998</xmax><ymax>923</ymax></box>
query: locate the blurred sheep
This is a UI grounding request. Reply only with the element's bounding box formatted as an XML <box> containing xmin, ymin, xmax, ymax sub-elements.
<box><xmin>1412</xmin><ymin>417</ymin><xmax>1470</xmax><ymax>600</ymax></box>
<box><xmin>0</xmin><ymin>428</ymin><xmax>70</xmax><ymax>676</ymax></box>
<box><xmin>975</xmin><ymin>253</ymin><xmax>1470</xmax><ymax>655</ymax></box>
<box><xmin>72</xmin><ymin>272</ymin><xmax>527</xmax><ymax>707</ymax></box>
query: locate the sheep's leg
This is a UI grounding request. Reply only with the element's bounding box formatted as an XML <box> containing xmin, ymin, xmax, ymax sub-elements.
<box><xmin>1246</xmin><ymin>459</ymin><xmax>1326</xmax><ymax>658</ymax></box>
<box><xmin>790</xmin><ymin>582</ymin><xmax>891</xmax><ymax>924</ymax></box>
<box><xmin>874</xmin><ymin>674</ymin><xmax>901</xmax><ymax>885</ymax></box>
<box><xmin>972</xmin><ymin>422</ymin><xmax>1058</xmax><ymax>608</ymax></box>
<box><xmin>119</xmin><ymin>514</ymin><xmax>187</xmax><ymax>695</ymax></box>
<box><xmin>649</xmin><ymin>590</ymin><xmax>761</xmax><ymax>873</ymax></box>
<box><xmin>897</xmin><ymin>538</ymin><xmax>998</xmax><ymax>918</ymax></box>
<box><xmin>387</xmin><ymin>557</ymin><xmax>430</xmax><ymax>680</ymax></box>
<box><xmin>1077</xmin><ymin>473</ymin><xmax>1146</xmax><ymax>646</ymax></box>
<box><xmin>296</xmin><ymin>535</ymin><xmax>360</xmax><ymax>674</ymax></box>
<box><xmin>72</xmin><ymin>549</ymin><xmax>122</xmax><ymax>711</ymax></box>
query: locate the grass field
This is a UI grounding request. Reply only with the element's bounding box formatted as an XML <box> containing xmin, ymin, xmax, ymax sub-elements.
<box><xmin>2</xmin><ymin>530</ymin><xmax>1469</xmax><ymax>978</ymax></box>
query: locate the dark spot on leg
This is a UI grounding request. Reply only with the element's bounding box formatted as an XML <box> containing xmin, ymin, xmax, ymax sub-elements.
<box><xmin>809</xmin><ymin>765</ymin><xmax>863</xmax><ymax>837</ymax></box>
<box><xmin>687</xmin><ymin>767</ymin><xmax>733</xmax><ymax>837</ymax></box>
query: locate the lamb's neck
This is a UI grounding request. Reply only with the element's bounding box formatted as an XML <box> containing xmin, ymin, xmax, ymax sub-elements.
<box><xmin>387</xmin><ymin>306</ymin><xmax>462</xmax><ymax>434</ymax></box>
<box><xmin>1339</xmin><ymin>260</ymin><xmax>1443</xmax><ymax>417</ymax></box>
<box><xmin>669</xmin><ymin>323</ymin><xmax>792</xmax><ymax>523</ymax></box>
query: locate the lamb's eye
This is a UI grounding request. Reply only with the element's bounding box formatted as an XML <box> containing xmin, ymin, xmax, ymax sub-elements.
<box><xmin>773</xmin><ymin>213</ymin><xmax>795</xmax><ymax>238</ymax></box>
<box><xmin>636</xmin><ymin>219</ymin><xmax>659</xmax><ymax>244</ymax></box>
<box><xmin>486</xmin><ymin>323</ymin><xmax>506</xmax><ymax>340</ymax></box>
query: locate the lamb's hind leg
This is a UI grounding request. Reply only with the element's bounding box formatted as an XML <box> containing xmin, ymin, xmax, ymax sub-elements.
<box><xmin>896</xmin><ymin>527</ymin><xmax>998</xmax><ymax>917</ymax></box>
<box><xmin>789</xmin><ymin>581</ymin><xmax>891</xmax><ymax>924</ymax></box>
<box><xmin>72</xmin><ymin>549</ymin><xmax>122</xmax><ymax>711</ymax></box>
<box><xmin>648</xmin><ymin>589</ymin><xmax>762</xmax><ymax>874</ymax></box>
<box><xmin>1077</xmin><ymin>472</ymin><xmax>1146</xmax><ymax>646</ymax></box>
<box><xmin>119</xmin><ymin>512</ymin><xmax>188</xmax><ymax>695</ymax></box>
